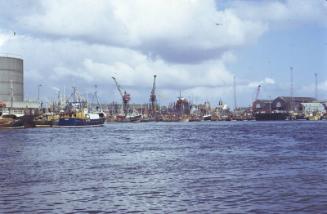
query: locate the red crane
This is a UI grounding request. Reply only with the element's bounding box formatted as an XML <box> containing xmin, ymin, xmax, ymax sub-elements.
<box><xmin>112</xmin><ymin>77</ymin><xmax>131</xmax><ymax>116</ymax></box>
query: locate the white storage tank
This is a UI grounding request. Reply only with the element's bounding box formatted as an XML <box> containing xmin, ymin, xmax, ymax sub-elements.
<box><xmin>0</xmin><ymin>56</ymin><xmax>24</xmax><ymax>102</ymax></box>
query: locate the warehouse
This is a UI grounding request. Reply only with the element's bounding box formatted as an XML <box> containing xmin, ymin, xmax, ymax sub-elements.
<box><xmin>271</xmin><ymin>96</ymin><xmax>316</xmax><ymax>113</ymax></box>
<box><xmin>252</xmin><ymin>99</ymin><xmax>273</xmax><ymax>113</ymax></box>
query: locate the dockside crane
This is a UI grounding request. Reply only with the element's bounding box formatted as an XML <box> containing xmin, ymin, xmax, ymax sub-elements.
<box><xmin>150</xmin><ymin>75</ymin><xmax>157</xmax><ymax>116</ymax></box>
<box><xmin>112</xmin><ymin>77</ymin><xmax>131</xmax><ymax>116</ymax></box>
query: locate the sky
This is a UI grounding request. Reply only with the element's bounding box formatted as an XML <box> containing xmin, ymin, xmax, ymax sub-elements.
<box><xmin>0</xmin><ymin>0</ymin><xmax>326</xmax><ymax>107</ymax></box>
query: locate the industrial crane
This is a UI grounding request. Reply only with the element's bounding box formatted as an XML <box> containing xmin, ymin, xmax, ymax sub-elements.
<box><xmin>150</xmin><ymin>75</ymin><xmax>157</xmax><ymax>116</ymax></box>
<box><xmin>112</xmin><ymin>77</ymin><xmax>131</xmax><ymax>116</ymax></box>
<box><xmin>255</xmin><ymin>85</ymin><xmax>261</xmax><ymax>101</ymax></box>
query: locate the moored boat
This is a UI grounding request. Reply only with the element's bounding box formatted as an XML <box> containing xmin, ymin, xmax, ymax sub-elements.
<box><xmin>34</xmin><ymin>113</ymin><xmax>59</xmax><ymax>127</ymax></box>
<box><xmin>254</xmin><ymin>112</ymin><xmax>288</xmax><ymax>121</ymax></box>
<box><xmin>0</xmin><ymin>114</ymin><xmax>24</xmax><ymax>128</ymax></box>
<box><xmin>55</xmin><ymin>88</ymin><xmax>105</xmax><ymax>127</ymax></box>
<box><xmin>203</xmin><ymin>114</ymin><xmax>212</xmax><ymax>121</ymax></box>
<box><xmin>0</xmin><ymin>102</ymin><xmax>24</xmax><ymax>128</ymax></box>
<box><xmin>57</xmin><ymin>108</ymin><xmax>105</xmax><ymax>127</ymax></box>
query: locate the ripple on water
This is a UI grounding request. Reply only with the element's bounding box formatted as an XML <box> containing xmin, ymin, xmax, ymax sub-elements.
<box><xmin>1</xmin><ymin>121</ymin><xmax>327</xmax><ymax>213</ymax></box>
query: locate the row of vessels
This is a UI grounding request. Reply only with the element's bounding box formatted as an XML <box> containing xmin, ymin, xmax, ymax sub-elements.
<box><xmin>0</xmin><ymin>88</ymin><xmax>105</xmax><ymax>128</ymax></box>
<box><xmin>0</xmin><ymin>101</ymin><xmax>236</xmax><ymax>129</ymax></box>
<box><xmin>2</xmin><ymin>84</ymin><xmax>325</xmax><ymax>128</ymax></box>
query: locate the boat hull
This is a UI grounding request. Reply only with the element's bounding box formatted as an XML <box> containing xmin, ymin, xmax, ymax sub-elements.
<box><xmin>0</xmin><ymin>118</ymin><xmax>23</xmax><ymax>128</ymax></box>
<box><xmin>0</xmin><ymin>114</ymin><xmax>25</xmax><ymax>128</ymax></box>
<box><xmin>57</xmin><ymin>118</ymin><xmax>105</xmax><ymax>127</ymax></box>
<box><xmin>255</xmin><ymin>113</ymin><xmax>288</xmax><ymax>121</ymax></box>
<box><xmin>203</xmin><ymin>116</ymin><xmax>211</xmax><ymax>121</ymax></box>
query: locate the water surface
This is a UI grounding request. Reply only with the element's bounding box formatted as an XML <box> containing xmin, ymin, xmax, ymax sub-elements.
<box><xmin>1</xmin><ymin>121</ymin><xmax>327</xmax><ymax>213</ymax></box>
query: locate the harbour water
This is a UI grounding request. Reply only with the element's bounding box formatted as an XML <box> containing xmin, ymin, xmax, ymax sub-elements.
<box><xmin>1</xmin><ymin>121</ymin><xmax>327</xmax><ymax>213</ymax></box>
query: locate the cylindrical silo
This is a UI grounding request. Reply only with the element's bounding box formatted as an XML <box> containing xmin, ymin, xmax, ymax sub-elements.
<box><xmin>0</xmin><ymin>56</ymin><xmax>24</xmax><ymax>102</ymax></box>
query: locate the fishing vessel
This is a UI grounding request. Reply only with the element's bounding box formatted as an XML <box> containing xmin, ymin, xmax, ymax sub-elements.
<box><xmin>0</xmin><ymin>101</ymin><xmax>24</xmax><ymax>128</ymax></box>
<box><xmin>0</xmin><ymin>114</ymin><xmax>24</xmax><ymax>128</ymax></box>
<box><xmin>58</xmin><ymin>109</ymin><xmax>105</xmax><ymax>127</ymax></box>
<box><xmin>34</xmin><ymin>113</ymin><xmax>59</xmax><ymax>127</ymax></box>
<box><xmin>56</xmin><ymin>87</ymin><xmax>105</xmax><ymax>127</ymax></box>
<box><xmin>202</xmin><ymin>101</ymin><xmax>212</xmax><ymax>121</ymax></box>
<box><xmin>203</xmin><ymin>114</ymin><xmax>212</xmax><ymax>121</ymax></box>
<box><xmin>254</xmin><ymin>112</ymin><xmax>288</xmax><ymax>121</ymax></box>
<box><xmin>115</xmin><ymin>113</ymin><xmax>142</xmax><ymax>122</ymax></box>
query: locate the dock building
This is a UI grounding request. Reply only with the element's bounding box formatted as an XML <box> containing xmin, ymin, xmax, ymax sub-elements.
<box><xmin>271</xmin><ymin>96</ymin><xmax>316</xmax><ymax>113</ymax></box>
<box><xmin>252</xmin><ymin>99</ymin><xmax>273</xmax><ymax>113</ymax></box>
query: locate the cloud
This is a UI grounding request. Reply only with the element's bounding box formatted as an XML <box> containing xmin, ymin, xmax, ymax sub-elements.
<box><xmin>0</xmin><ymin>0</ymin><xmax>325</xmax><ymax>105</ymax></box>
<box><xmin>19</xmin><ymin>0</ymin><xmax>267</xmax><ymax>63</ymax></box>
<box><xmin>1</xmin><ymin>33</ymin><xmax>235</xmax><ymax>103</ymax></box>
<box><xmin>264</xmin><ymin>78</ymin><xmax>275</xmax><ymax>85</ymax></box>
<box><xmin>248</xmin><ymin>78</ymin><xmax>276</xmax><ymax>88</ymax></box>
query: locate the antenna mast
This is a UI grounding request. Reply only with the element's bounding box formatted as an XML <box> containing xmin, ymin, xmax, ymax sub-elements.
<box><xmin>233</xmin><ymin>75</ymin><xmax>237</xmax><ymax>110</ymax></box>
<box><xmin>290</xmin><ymin>66</ymin><xmax>294</xmax><ymax>112</ymax></box>
<box><xmin>314</xmin><ymin>73</ymin><xmax>318</xmax><ymax>99</ymax></box>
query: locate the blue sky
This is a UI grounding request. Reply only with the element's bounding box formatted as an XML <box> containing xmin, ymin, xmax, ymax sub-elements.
<box><xmin>0</xmin><ymin>0</ymin><xmax>326</xmax><ymax>107</ymax></box>
<box><xmin>230</xmin><ymin>22</ymin><xmax>326</xmax><ymax>104</ymax></box>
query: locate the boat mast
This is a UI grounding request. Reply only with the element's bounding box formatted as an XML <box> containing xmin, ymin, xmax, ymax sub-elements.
<box><xmin>314</xmin><ymin>73</ymin><xmax>318</xmax><ymax>99</ymax></box>
<box><xmin>290</xmin><ymin>67</ymin><xmax>294</xmax><ymax>112</ymax></box>
<box><xmin>233</xmin><ymin>75</ymin><xmax>237</xmax><ymax>111</ymax></box>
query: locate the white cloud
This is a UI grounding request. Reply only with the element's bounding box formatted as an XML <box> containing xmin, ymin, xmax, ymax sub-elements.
<box><xmin>248</xmin><ymin>78</ymin><xmax>276</xmax><ymax>88</ymax></box>
<box><xmin>1</xmin><ymin>33</ymin><xmax>236</xmax><ymax>103</ymax></box>
<box><xmin>20</xmin><ymin>0</ymin><xmax>267</xmax><ymax>63</ymax></box>
<box><xmin>0</xmin><ymin>0</ymin><xmax>325</xmax><ymax>105</ymax></box>
<box><xmin>264</xmin><ymin>78</ymin><xmax>275</xmax><ymax>85</ymax></box>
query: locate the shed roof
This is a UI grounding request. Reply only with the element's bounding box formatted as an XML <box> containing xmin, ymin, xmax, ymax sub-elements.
<box><xmin>276</xmin><ymin>96</ymin><xmax>316</xmax><ymax>103</ymax></box>
<box><xmin>255</xmin><ymin>99</ymin><xmax>272</xmax><ymax>103</ymax></box>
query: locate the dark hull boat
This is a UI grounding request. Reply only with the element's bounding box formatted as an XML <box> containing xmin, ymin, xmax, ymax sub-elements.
<box><xmin>0</xmin><ymin>114</ymin><xmax>39</xmax><ymax>128</ymax></box>
<box><xmin>254</xmin><ymin>112</ymin><xmax>288</xmax><ymax>121</ymax></box>
<box><xmin>54</xmin><ymin>87</ymin><xmax>106</xmax><ymax>127</ymax></box>
<box><xmin>58</xmin><ymin>117</ymin><xmax>105</xmax><ymax>127</ymax></box>
<box><xmin>21</xmin><ymin>115</ymin><xmax>36</xmax><ymax>128</ymax></box>
<box><xmin>56</xmin><ymin>110</ymin><xmax>105</xmax><ymax>127</ymax></box>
